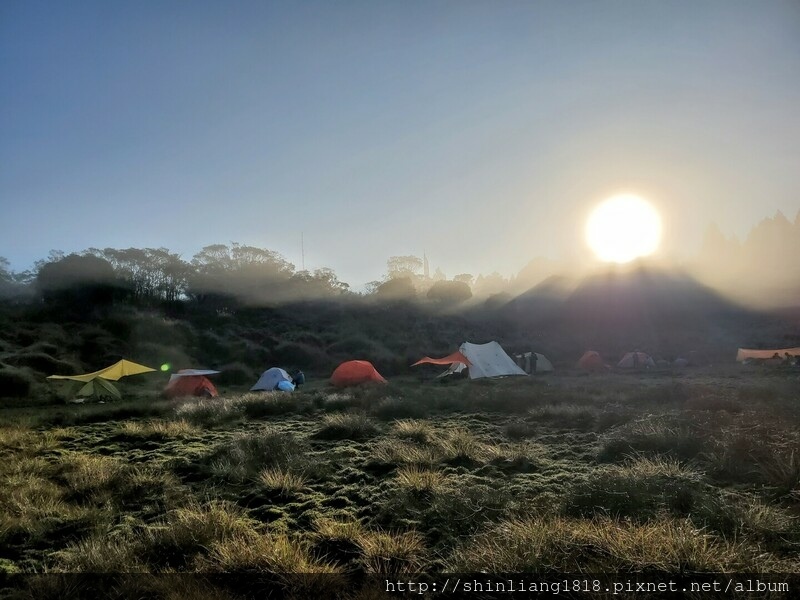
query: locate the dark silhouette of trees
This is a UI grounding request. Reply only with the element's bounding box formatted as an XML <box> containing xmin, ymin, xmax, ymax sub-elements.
<box><xmin>427</xmin><ymin>279</ymin><xmax>472</xmax><ymax>304</ymax></box>
<box><xmin>35</xmin><ymin>253</ymin><xmax>120</xmax><ymax>309</ymax></box>
<box><xmin>375</xmin><ymin>277</ymin><xmax>416</xmax><ymax>301</ymax></box>
<box><xmin>386</xmin><ymin>255</ymin><xmax>423</xmax><ymax>279</ymax></box>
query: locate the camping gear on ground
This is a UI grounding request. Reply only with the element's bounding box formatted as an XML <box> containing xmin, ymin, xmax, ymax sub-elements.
<box><xmin>276</xmin><ymin>380</ymin><xmax>295</xmax><ymax>392</ymax></box>
<box><xmin>47</xmin><ymin>359</ymin><xmax>157</xmax><ymax>400</ymax></box>
<box><xmin>413</xmin><ymin>341</ymin><xmax>527</xmax><ymax>380</ymax></box>
<box><xmin>330</xmin><ymin>360</ymin><xmax>387</xmax><ymax>387</ymax></box>
<box><xmin>617</xmin><ymin>351</ymin><xmax>656</xmax><ymax>369</ymax></box>
<box><xmin>251</xmin><ymin>368</ymin><xmax>294</xmax><ymax>392</ymax></box>
<box><xmin>514</xmin><ymin>352</ymin><xmax>554</xmax><ymax>373</ymax></box>
<box><xmin>165</xmin><ymin>369</ymin><xmax>220</xmax><ymax>398</ymax></box>
<box><xmin>673</xmin><ymin>358</ymin><xmax>689</xmax><ymax>367</ymax></box>
<box><xmin>292</xmin><ymin>370</ymin><xmax>305</xmax><ymax>386</ymax></box>
<box><xmin>577</xmin><ymin>351</ymin><xmax>606</xmax><ymax>371</ymax></box>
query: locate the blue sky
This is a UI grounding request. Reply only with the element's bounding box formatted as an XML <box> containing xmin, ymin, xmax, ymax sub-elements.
<box><xmin>1</xmin><ymin>1</ymin><xmax>799</xmax><ymax>289</ymax></box>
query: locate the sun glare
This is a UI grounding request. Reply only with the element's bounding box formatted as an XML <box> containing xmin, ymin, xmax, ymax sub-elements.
<box><xmin>586</xmin><ymin>195</ymin><xmax>662</xmax><ymax>263</ymax></box>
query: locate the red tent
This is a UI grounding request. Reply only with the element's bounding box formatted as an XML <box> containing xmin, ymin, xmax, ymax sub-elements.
<box><xmin>330</xmin><ymin>360</ymin><xmax>387</xmax><ymax>387</ymax></box>
<box><xmin>577</xmin><ymin>351</ymin><xmax>606</xmax><ymax>371</ymax></box>
<box><xmin>164</xmin><ymin>369</ymin><xmax>219</xmax><ymax>398</ymax></box>
<box><xmin>411</xmin><ymin>351</ymin><xmax>471</xmax><ymax>367</ymax></box>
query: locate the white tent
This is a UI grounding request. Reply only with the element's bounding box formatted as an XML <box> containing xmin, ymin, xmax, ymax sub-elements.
<box><xmin>442</xmin><ymin>341</ymin><xmax>528</xmax><ymax>379</ymax></box>
<box><xmin>251</xmin><ymin>367</ymin><xmax>294</xmax><ymax>391</ymax></box>
<box><xmin>617</xmin><ymin>351</ymin><xmax>656</xmax><ymax>369</ymax></box>
<box><xmin>514</xmin><ymin>352</ymin><xmax>554</xmax><ymax>373</ymax></box>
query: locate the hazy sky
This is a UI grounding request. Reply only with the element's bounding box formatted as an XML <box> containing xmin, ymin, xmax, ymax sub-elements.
<box><xmin>2</xmin><ymin>1</ymin><xmax>799</xmax><ymax>289</ymax></box>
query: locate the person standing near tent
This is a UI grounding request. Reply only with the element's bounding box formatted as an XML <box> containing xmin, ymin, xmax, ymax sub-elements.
<box><xmin>292</xmin><ymin>370</ymin><xmax>305</xmax><ymax>387</ymax></box>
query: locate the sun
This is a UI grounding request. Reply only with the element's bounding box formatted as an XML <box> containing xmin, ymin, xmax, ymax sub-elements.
<box><xmin>586</xmin><ymin>195</ymin><xmax>662</xmax><ymax>263</ymax></box>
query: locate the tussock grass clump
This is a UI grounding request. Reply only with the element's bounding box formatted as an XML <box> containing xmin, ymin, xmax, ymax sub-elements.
<box><xmin>487</xmin><ymin>442</ymin><xmax>545</xmax><ymax>471</ymax></box>
<box><xmin>395</xmin><ymin>466</ymin><xmax>449</xmax><ymax>495</ymax></box>
<box><xmin>176</xmin><ymin>398</ymin><xmax>242</xmax><ymax>427</ymax></box>
<box><xmin>598</xmin><ymin>417</ymin><xmax>705</xmax><ymax>463</ymax></box>
<box><xmin>237</xmin><ymin>392</ymin><xmax>300</xmax><ymax>418</ymax></box>
<box><xmin>440</xmin><ymin>428</ymin><xmax>490</xmax><ymax>465</ymax></box>
<box><xmin>312</xmin><ymin>516</ymin><xmax>365</xmax><ymax>565</ymax></box>
<box><xmin>53</xmin><ymin>531</ymin><xmax>145</xmax><ymax>572</ymax></box>
<box><xmin>704</xmin><ymin>424</ymin><xmax>800</xmax><ymax>494</ymax></box>
<box><xmin>60</xmin><ymin>454</ymin><xmax>128</xmax><ymax>501</ymax></box>
<box><xmin>313</xmin><ymin>516</ymin><xmax>365</xmax><ymax>542</ymax></box>
<box><xmin>564</xmin><ymin>456</ymin><xmax>705</xmax><ymax>520</ymax></box>
<box><xmin>143</xmin><ymin>500</ymin><xmax>259</xmax><ymax>569</ymax></box>
<box><xmin>117</xmin><ymin>419</ymin><xmax>199</xmax><ymax>440</ymax></box>
<box><xmin>447</xmin><ymin>516</ymin><xmax>775</xmax><ymax>572</ymax></box>
<box><xmin>391</xmin><ymin>419</ymin><xmax>434</xmax><ymax>444</ymax></box>
<box><xmin>0</xmin><ymin>473</ymin><xmax>89</xmax><ymax>545</ymax></box>
<box><xmin>314</xmin><ymin>412</ymin><xmax>379</xmax><ymax>441</ymax></box>
<box><xmin>259</xmin><ymin>468</ymin><xmax>307</xmax><ymax>496</ymax></box>
<box><xmin>206</xmin><ymin>428</ymin><xmax>308</xmax><ymax>482</ymax></box>
<box><xmin>357</xmin><ymin>530</ymin><xmax>426</xmax><ymax>575</ymax></box>
<box><xmin>58</xmin><ymin>452</ymin><xmax>183</xmax><ymax>513</ymax></box>
<box><xmin>200</xmin><ymin>531</ymin><xmax>342</xmax><ymax>574</ymax></box>
<box><xmin>371</xmin><ymin>440</ymin><xmax>441</xmax><ymax>468</ymax></box>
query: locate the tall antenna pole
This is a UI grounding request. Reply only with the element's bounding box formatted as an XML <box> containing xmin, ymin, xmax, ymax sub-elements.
<box><xmin>301</xmin><ymin>232</ymin><xmax>305</xmax><ymax>271</ymax></box>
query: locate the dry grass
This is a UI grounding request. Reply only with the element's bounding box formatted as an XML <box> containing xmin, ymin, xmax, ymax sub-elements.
<box><xmin>391</xmin><ymin>419</ymin><xmax>434</xmax><ymax>443</ymax></box>
<box><xmin>314</xmin><ymin>412</ymin><xmax>380</xmax><ymax>440</ymax></box>
<box><xmin>259</xmin><ymin>468</ymin><xmax>307</xmax><ymax>496</ymax></box>
<box><xmin>53</xmin><ymin>531</ymin><xmax>146</xmax><ymax>572</ymax></box>
<box><xmin>117</xmin><ymin>419</ymin><xmax>199</xmax><ymax>440</ymax></box>
<box><xmin>448</xmin><ymin>516</ymin><xmax>782</xmax><ymax>572</ymax></box>
<box><xmin>395</xmin><ymin>466</ymin><xmax>449</xmax><ymax>495</ymax></box>
<box><xmin>357</xmin><ymin>530</ymin><xmax>426</xmax><ymax>575</ymax></box>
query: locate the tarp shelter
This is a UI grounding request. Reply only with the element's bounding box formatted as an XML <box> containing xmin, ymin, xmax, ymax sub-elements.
<box><xmin>514</xmin><ymin>352</ymin><xmax>554</xmax><ymax>373</ymax></box>
<box><xmin>411</xmin><ymin>351</ymin><xmax>471</xmax><ymax>368</ymax></box>
<box><xmin>617</xmin><ymin>351</ymin><xmax>656</xmax><ymax>369</ymax></box>
<box><xmin>48</xmin><ymin>359</ymin><xmax>156</xmax><ymax>400</ymax></box>
<box><xmin>736</xmin><ymin>348</ymin><xmax>800</xmax><ymax>362</ymax></box>
<box><xmin>47</xmin><ymin>359</ymin><xmax>156</xmax><ymax>383</ymax></box>
<box><xmin>437</xmin><ymin>341</ymin><xmax>527</xmax><ymax>380</ymax></box>
<box><xmin>251</xmin><ymin>368</ymin><xmax>294</xmax><ymax>392</ymax></box>
<box><xmin>577</xmin><ymin>351</ymin><xmax>605</xmax><ymax>371</ymax></box>
<box><xmin>330</xmin><ymin>360</ymin><xmax>387</xmax><ymax>387</ymax></box>
<box><xmin>165</xmin><ymin>369</ymin><xmax>220</xmax><ymax>398</ymax></box>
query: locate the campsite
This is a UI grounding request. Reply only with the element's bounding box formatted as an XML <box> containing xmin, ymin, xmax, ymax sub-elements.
<box><xmin>2</xmin><ymin>269</ymin><xmax>800</xmax><ymax>598</ymax></box>
<box><xmin>3</xmin><ymin>1</ymin><xmax>800</xmax><ymax>597</ymax></box>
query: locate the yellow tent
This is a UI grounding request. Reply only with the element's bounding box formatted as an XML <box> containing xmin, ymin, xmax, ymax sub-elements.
<box><xmin>47</xmin><ymin>359</ymin><xmax>156</xmax><ymax>382</ymax></box>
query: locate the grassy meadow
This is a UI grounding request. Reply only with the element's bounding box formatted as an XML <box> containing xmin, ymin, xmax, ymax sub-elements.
<box><xmin>2</xmin><ymin>368</ymin><xmax>800</xmax><ymax>597</ymax></box>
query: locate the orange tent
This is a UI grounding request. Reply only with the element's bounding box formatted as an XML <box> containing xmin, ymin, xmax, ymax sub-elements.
<box><xmin>578</xmin><ymin>350</ymin><xmax>606</xmax><ymax>371</ymax></box>
<box><xmin>165</xmin><ymin>370</ymin><xmax>219</xmax><ymax>398</ymax></box>
<box><xmin>330</xmin><ymin>360</ymin><xmax>387</xmax><ymax>387</ymax></box>
<box><xmin>411</xmin><ymin>351</ymin><xmax>471</xmax><ymax>367</ymax></box>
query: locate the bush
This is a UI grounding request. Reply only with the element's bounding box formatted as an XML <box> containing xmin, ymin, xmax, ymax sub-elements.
<box><xmin>216</xmin><ymin>362</ymin><xmax>253</xmax><ymax>386</ymax></box>
<box><xmin>0</xmin><ymin>367</ymin><xmax>32</xmax><ymax>397</ymax></box>
<box><xmin>271</xmin><ymin>342</ymin><xmax>330</xmax><ymax>370</ymax></box>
